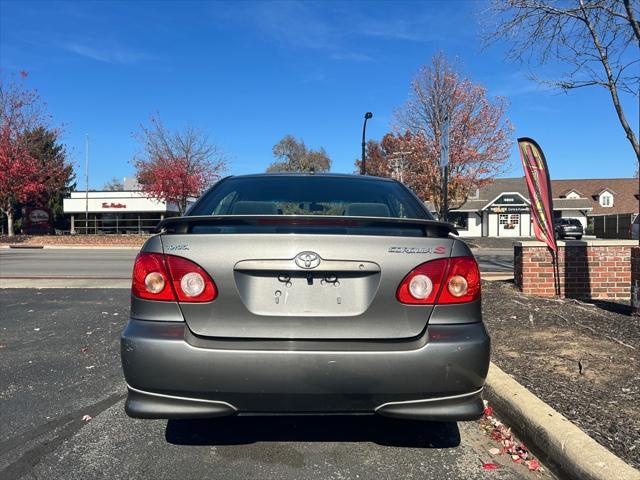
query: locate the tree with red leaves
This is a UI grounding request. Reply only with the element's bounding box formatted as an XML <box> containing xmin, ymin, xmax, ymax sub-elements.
<box><xmin>133</xmin><ymin>116</ymin><xmax>227</xmax><ymax>215</ymax></box>
<box><xmin>0</xmin><ymin>72</ymin><xmax>71</xmax><ymax>236</ymax></box>
<box><xmin>359</xmin><ymin>53</ymin><xmax>513</xmax><ymax>218</ymax></box>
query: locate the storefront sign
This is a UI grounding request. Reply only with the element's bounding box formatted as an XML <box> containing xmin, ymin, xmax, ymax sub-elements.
<box><xmin>488</xmin><ymin>205</ymin><xmax>529</xmax><ymax>214</ymax></box>
<box><xmin>494</xmin><ymin>194</ymin><xmax>527</xmax><ymax>205</ymax></box>
<box><xmin>102</xmin><ymin>202</ymin><xmax>127</xmax><ymax>209</ymax></box>
<box><xmin>23</xmin><ymin>207</ymin><xmax>52</xmax><ymax>234</ymax></box>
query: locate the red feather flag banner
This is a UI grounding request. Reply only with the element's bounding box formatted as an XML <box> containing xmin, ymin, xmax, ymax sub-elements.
<box><xmin>518</xmin><ymin>138</ymin><xmax>558</xmax><ymax>253</ymax></box>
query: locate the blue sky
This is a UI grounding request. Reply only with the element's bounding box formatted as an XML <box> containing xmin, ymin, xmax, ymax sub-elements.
<box><xmin>1</xmin><ymin>0</ymin><xmax>637</xmax><ymax>189</ymax></box>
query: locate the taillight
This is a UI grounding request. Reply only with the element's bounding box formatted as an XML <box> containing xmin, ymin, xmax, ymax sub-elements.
<box><xmin>396</xmin><ymin>256</ymin><xmax>480</xmax><ymax>305</ymax></box>
<box><xmin>396</xmin><ymin>258</ymin><xmax>448</xmax><ymax>304</ymax></box>
<box><xmin>438</xmin><ymin>256</ymin><xmax>481</xmax><ymax>304</ymax></box>
<box><xmin>132</xmin><ymin>253</ymin><xmax>175</xmax><ymax>301</ymax></box>
<box><xmin>165</xmin><ymin>255</ymin><xmax>217</xmax><ymax>302</ymax></box>
<box><xmin>131</xmin><ymin>253</ymin><xmax>217</xmax><ymax>302</ymax></box>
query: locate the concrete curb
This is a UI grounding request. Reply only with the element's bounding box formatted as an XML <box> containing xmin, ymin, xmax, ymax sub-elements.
<box><xmin>485</xmin><ymin>363</ymin><xmax>640</xmax><ymax>480</ymax></box>
<box><xmin>481</xmin><ymin>273</ymin><xmax>514</xmax><ymax>281</ymax></box>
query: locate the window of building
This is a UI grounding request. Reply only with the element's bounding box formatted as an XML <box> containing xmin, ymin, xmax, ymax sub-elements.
<box><xmin>448</xmin><ymin>212</ymin><xmax>468</xmax><ymax>230</ymax></box>
<box><xmin>600</xmin><ymin>192</ymin><xmax>613</xmax><ymax>207</ymax></box>
<box><xmin>499</xmin><ymin>214</ymin><xmax>509</xmax><ymax>225</ymax></box>
<box><xmin>509</xmin><ymin>214</ymin><xmax>520</xmax><ymax>225</ymax></box>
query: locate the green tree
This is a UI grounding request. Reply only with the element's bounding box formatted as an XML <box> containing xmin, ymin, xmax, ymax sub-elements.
<box><xmin>21</xmin><ymin>126</ymin><xmax>74</xmax><ymax>228</ymax></box>
<box><xmin>267</xmin><ymin>135</ymin><xmax>331</xmax><ymax>172</ymax></box>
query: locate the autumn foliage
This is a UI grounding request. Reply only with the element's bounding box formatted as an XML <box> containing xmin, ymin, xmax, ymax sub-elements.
<box><xmin>359</xmin><ymin>54</ymin><xmax>513</xmax><ymax>217</ymax></box>
<box><xmin>0</xmin><ymin>72</ymin><xmax>71</xmax><ymax>235</ymax></box>
<box><xmin>133</xmin><ymin>116</ymin><xmax>227</xmax><ymax>214</ymax></box>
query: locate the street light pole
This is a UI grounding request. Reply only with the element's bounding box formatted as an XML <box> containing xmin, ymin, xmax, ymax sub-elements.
<box><xmin>440</xmin><ymin>116</ymin><xmax>450</xmax><ymax>222</ymax></box>
<box><xmin>84</xmin><ymin>134</ymin><xmax>89</xmax><ymax>235</ymax></box>
<box><xmin>361</xmin><ymin>112</ymin><xmax>373</xmax><ymax>175</ymax></box>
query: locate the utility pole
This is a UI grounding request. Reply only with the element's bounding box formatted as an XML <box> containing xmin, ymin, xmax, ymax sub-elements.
<box><xmin>85</xmin><ymin>135</ymin><xmax>89</xmax><ymax>235</ymax></box>
<box><xmin>440</xmin><ymin>116</ymin><xmax>450</xmax><ymax>222</ymax></box>
<box><xmin>389</xmin><ymin>150</ymin><xmax>412</xmax><ymax>184</ymax></box>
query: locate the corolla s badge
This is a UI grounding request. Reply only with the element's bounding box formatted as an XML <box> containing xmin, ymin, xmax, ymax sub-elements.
<box><xmin>388</xmin><ymin>245</ymin><xmax>446</xmax><ymax>254</ymax></box>
<box><xmin>295</xmin><ymin>251</ymin><xmax>321</xmax><ymax>269</ymax></box>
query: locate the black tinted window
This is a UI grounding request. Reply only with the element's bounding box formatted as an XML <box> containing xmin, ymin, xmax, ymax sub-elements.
<box><xmin>190</xmin><ymin>176</ymin><xmax>432</xmax><ymax>220</ymax></box>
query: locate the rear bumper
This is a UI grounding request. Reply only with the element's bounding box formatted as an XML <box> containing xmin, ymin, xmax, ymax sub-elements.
<box><xmin>121</xmin><ymin>319</ymin><xmax>490</xmax><ymax>421</ymax></box>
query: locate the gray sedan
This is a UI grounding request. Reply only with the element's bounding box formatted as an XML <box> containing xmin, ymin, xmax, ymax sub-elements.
<box><xmin>121</xmin><ymin>173</ymin><xmax>490</xmax><ymax>421</ymax></box>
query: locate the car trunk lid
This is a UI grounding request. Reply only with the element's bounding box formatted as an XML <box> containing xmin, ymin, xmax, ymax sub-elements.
<box><xmin>159</xmin><ymin>216</ymin><xmax>455</xmax><ymax>340</ymax></box>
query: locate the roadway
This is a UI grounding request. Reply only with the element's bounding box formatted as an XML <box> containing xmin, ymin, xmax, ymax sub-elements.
<box><xmin>0</xmin><ymin>247</ymin><xmax>514</xmax><ymax>284</ymax></box>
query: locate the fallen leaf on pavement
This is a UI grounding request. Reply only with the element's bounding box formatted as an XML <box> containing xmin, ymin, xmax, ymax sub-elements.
<box><xmin>82</xmin><ymin>415</ymin><xmax>92</xmax><ymax>422</ymax></box>
<box><xmin>527</xmin><ymin>459</ymin><xmax>540</xmax><ymax>471</ymax></box>
<box><xmin>489</xmin><ymin>448</ymin><xmax>501</xmax><ymax>455</ymax></box>
<box><xmin>33</xmin><ymin>328</ymin><xmax>40</xmax><ymax>331</ymax></box>
<box><xmin>80</xmin><ymin>347</ymin><xmax>88</xmax><ymax>353</ymax></box>
<box><xmin>482</xmin><ymin>463</ymin><xmax>499</xmax><ymax>470</ymax></box>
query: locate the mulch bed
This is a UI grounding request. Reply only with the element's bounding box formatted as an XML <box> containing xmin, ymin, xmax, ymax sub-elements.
<box><xmin>482</xmin><ymin>280</ymin><xmax>640</xmax><ymax>469</ymax></box>
<box><xmin>0</xmin><ymin>234</ymin><xmax>149</xmax><ymax>247</ymax></box>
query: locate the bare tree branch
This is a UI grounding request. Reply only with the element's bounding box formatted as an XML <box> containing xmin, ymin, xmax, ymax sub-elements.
<box><xmin>483</xmin><ymin>0</ymin><xmax>640</xmax><ymax>163</ymax></box>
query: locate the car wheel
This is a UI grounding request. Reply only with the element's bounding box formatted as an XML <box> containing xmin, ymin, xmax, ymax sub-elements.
<box><xmin>575</xmin><ymin>235</ymin><xmax>582</xmax><ymax>240</ymax></box>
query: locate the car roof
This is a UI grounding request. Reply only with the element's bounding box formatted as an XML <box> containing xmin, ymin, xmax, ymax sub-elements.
<box><xmin>225</xmin><ymin>173</ymin><xmax>397</xmax><ymax>183</ymax></box>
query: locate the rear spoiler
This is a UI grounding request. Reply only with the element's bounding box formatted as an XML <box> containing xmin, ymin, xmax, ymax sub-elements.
<box><xmin>156</xmin><ymin>215</ymin><xmax>458</xmax><ymax>237</ymax></box>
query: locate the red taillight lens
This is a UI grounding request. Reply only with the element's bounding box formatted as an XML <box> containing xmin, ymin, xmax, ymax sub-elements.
<box><xmin>439</xmin><ymin>256</ymin><xmax>481</xmax><ymax>304</ymax></box>
<box><xmin>132</xmin><ymin>253</ymin><xmax>175</xmax><ymax>301</ymax></box>
<box><xmin>397</xmin><ymin>258</ymin><xmax>449</xmax><ymax>304</ymax></box>
<box><xmin>132</xmin><ymin>253</ymin><xmax>217</xmax><ymax>302</ymax></box>
<box><xmin>396</xmin><ymin>256</ymin><xmax>481</xmax><ymax>305</ymax></box>
<box><xmin>165</xmin><ymin>255</ymin><xmax>217</xmax><ymax>302</ymax></box>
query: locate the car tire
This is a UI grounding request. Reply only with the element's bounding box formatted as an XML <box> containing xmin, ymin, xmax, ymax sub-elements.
<box><xmin>575</xmin><ymin>235</ymin><xmax>582</xmax><ymax>240</ymax></box>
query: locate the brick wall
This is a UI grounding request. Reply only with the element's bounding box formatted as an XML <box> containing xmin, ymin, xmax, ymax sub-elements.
<box><xmin>632</xmin><ymin>247</ymin><xmax>640</xmax><ymax>314</ymax></box>
<box><xmin>514</xmin><ymin>240</ymin><xmax>636</xmax><ymax>300</ymax></box>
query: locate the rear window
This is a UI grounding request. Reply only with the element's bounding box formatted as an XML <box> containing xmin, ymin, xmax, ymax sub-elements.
<box><xmin>558</xmin><ymin>219</ymin><xmax>581</xmax><ymax>226</ymax></box>
<box><xmin>189</xmin><ymin>176</ymin><xmax>432</xmax><ymax>220</ymax></box>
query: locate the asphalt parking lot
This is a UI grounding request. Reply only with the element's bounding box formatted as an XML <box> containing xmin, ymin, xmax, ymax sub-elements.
<box><xmin>0</xmin><ymin>288</ymin><xmax>551</xmax><ymax>480</ymax></box>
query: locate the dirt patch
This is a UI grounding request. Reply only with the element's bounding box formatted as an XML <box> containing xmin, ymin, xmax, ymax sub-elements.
<box><xmin>482</xmin><ymin>280</ymin><xmax>640</xmax><ymax>469</ymax></box>
<box><xmin>0</xmin><ymin>235</ymin><xmax>149</xmax><ymax>247</ymax></box>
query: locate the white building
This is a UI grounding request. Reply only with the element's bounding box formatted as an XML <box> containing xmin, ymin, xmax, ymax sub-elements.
<box><xmin>449</xmin><ymin>178</ymin><xmax>592</xmax><ymax>238</ymax></box>
<box><xmin>63</xmin><ymin>188</ymin><xmax>187</xmax><ymax>234</ymax></box>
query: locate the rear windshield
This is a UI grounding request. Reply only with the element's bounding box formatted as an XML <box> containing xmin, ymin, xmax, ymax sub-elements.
<box><xmin>560</xmin><ymin>219</ymin><xmax>582</xmax><ymax>226</ymax></box>
<box><xmin>189</xmin><ymin>176</ymin><xmax>432</xmax><ymax>220</ymax></box>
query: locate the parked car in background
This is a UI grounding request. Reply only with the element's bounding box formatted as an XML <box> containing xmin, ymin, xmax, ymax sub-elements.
<box><xmin>554</xmin><ymin>218</ymin><xmax>583</xmax><ymax>240</ymax></box>
<box><xmin>121</xmin><ymin>173</ymin><xmax>490</xmax><ymax>422</ymax></box>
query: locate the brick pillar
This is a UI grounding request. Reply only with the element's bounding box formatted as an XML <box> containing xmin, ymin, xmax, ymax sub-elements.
<box><xmin>631</xmin><ymin>247</ymin><xmax>640</xmax><ymax>315</ymax></box>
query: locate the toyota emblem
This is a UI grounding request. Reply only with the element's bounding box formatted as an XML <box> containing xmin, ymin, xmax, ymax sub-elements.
<box><xmin>294</xmin><ymin>251</ymin><xmax>321</xmax><ymax>269</ymax></box>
